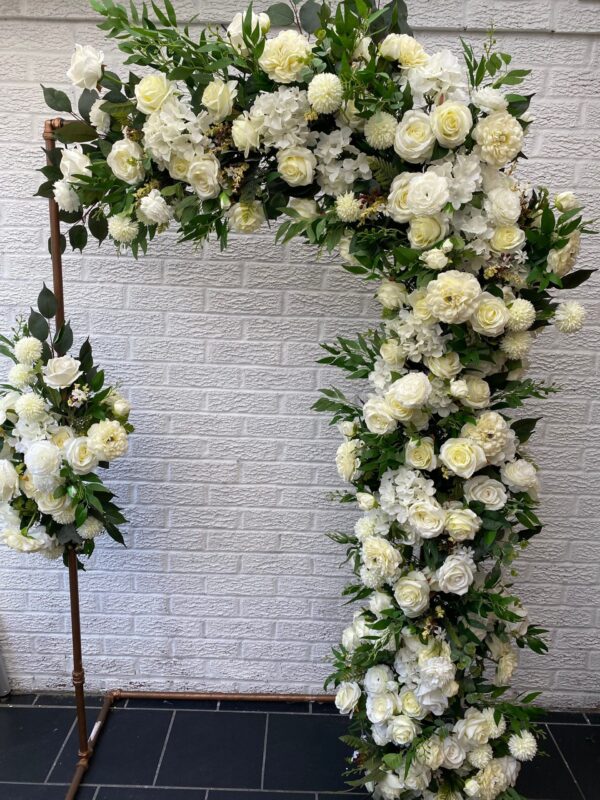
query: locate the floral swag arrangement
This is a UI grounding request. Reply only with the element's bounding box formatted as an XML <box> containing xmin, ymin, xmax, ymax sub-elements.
<box><xmin>0</xmin><ymin>286</ymin><xmax>132</xmax><ymax>564</ymax></box>
<box><xmin>33</xmin><ymin>0</ymin><xmax>594</xmax><ymax>797</ymax></box>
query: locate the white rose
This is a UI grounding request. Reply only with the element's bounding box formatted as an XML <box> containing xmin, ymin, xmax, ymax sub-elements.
<box><xmin>394</xmin><ymin>110</ymin><xmax>436</xmax><ymax>163</ymax></box>
<box><xmin>425</xmin><ymin>270</ymin><xmax>482</xmax><ymax>323</ymax></box>
<box><xmin>23</xmin><ymin>441</ymin><xmax>62</xmax><ymax>492</ymax></box>
<box><xmin>387</xmin><ymin>714</ymin><xmax>418</xmax><ymax>745</ymax></box>
<box><xmin>454</xmin><ymin>708</ymin><xmax>493</xmax><ymax>747</ymax></box>
<box><xmin>387</xmin><ymin>173</ymin><xmax>415</xmax><ymax>223</ymax></box>
<box><xmin>471</xmin><ymin>86</ymin><xmax>508</xmax><ymax>113</ymax></box>
<box><xmin>53</xmin><ymin>179</ymin><xmax>80</xmax><ymax>212</ymax></box>
<box><xmin>89</xmin><ymin>99</ymin><xmax>110</xmax><ymax>135</ymax></box>
<box><xmin>462</xmin><ymin>375</ymin><xmax>491</xmax><ymax>409</ymax></box>
<box><xmin>547</xmin><ymin>232</ymin><xmax>580</xmax><ymax>277</ymax></box>
<box><xmin>352</xmin><ymin>35</ymin><xmax>372</xmax><ymax>61</ymax></box>
<box><xmin>64</xmin><ymin>437</ymin><xmax>99</xmax><ymax>475</ymax></box>
<box><xmin>258</xmin><ymin>30</ymin><xmax>311</xmax><ymax>83</ymax></box>
<box><xmin>470</xmin><ymin>292</ymin><xmax>509</xmax><ymax>337</ymax></box>
<box><xmin>425</xmin><ymin>352</ymin><xmax>462</xmax><ymax>380</ymax></box>
<box><xmin>232</xmin><ymin>113</ymin><xmax>262</xmax><ymax>157</ymax></box>
<box><xmin>394</xmin><ymin>570</ymin><xmax>430</xmax><ymax>618</ymax></box>
<box><xmin>66</xmin><ymin>44</ymin><xmax>103</xmax><ymax>89</ymax></box>
<box><xmin>440</xmin><ymin>438</ymin><xmax>486</xmax><ymax>478</ymax></box>
<box><xmin>60</xmin><ymin>148</ymin><xmax>91</xmax><ymax>183</ymax></box>
<box><xmin>137</xmin><ymin>189</ymin><xmax>172</xmax><ymax>226</ymax></box>
<box><xmin>441</xmin><ymin>736</ymin><xmax>466</xmax><ymax>769</ymax></box>
<box><xmin>420</xmin><ymin>248</ymin><xmax>448</xmax><ymax>270</ymax></box>
<box><xmin>335</xmin><ymin>681</ymin><xmax>361</xmax><ymax>714</ymax></box>
<box><xmin>400</xmin><ymin>689</ymin><xmax>425</xmax><ymax>719</ymax></box>
<box><xmin>228</xmin><ymin>201</ymin><xmax>265</xmax><ymax>234</ymax></box>
<box><xmin>364</xmin><ymin>665</ymin><xmax>395</xmax><ymax>695</ymax></box>
<box><xmin>377</xmin><ymin>279</ymin><xmax>407</xmax><ymax>309</ymax></box>
<box><xmin>134</xmin><ymin>73</ymin><xmax>174</xmax><ymax>113</ymax></box>
<box><xmin>277</xmin><ymin>146</ymin><xmax>317</xmax><ymax>187</ymax></box>
<box><xmin>408</xmin><ymin>500</ymin><xmax>445</xmax><ymax>539</ymax></box>
<box><xmin>408</xmin><ymin>215</ymin><xmax>448</xmax><ymax>250</ymax></box>
<box><xmin>406</xmin><ymin>172</ymin><xmax>450</xmax><ymax>217</ymax></box>
<box><xmin>0</xmin><ymin>460</ymin><xmax>19</xmax><ymax>502</ymax></box>
<box><xmin>464</xmin><ymin>476</ymin><xmax>507</xmax><ymax>510</ymax></box>
<box><xmin>366</xmin><ymin>691</ymin><xmax>396</xmax><ymax>724</ymax></box>
<box><xmin>490</xmin><ymin>224</ymin><xmax>526</xmax><ymax>253</ymax></box>
<box><xmin>226</xmin><ymin>10</ymin><xmax>270</xmax><ymax>54</ymax></box>
<box><xmin>555</xmin><ymin>191</ymin><xmax>578</xmax><ymax>212</ymax></box>
<box><xmin>42</xmin><ymin>356</ymin><xmax>82</xmax><ymax>389</ymax></box>
<box><xmin>464</xmin><ymin>778</ymin><xmax>481</xmax><ymax>798</ymax></box>
<box><xmin>430</xmin><ymin>101</ymin><xmax>472</xmax><ymax>148</ymax></box>
<box><xmin>371</xmin><ymin>722</ymin><xmax>391</xmax><ymax>746</ymax></box>
<box><xmin>473</xmin><ymin>111</ymin><xmax>524</xmax><ymax>167</ymax></box>
<box><xmin>336</xmin><ymin>439</ymin><xmax>361</xmax><ymax>482</ymax></box>
<box><xmin>363</xmin><ymin>395</ymin><xmax>397</xmax><ymax>435</ymax></box>
<box><xmin>187</xmin><ymin>154</ymin><xmax>221</xmax><ymax>200</ymax></box>
<box><xmin>202</xmin><ymin>78</ymin><xmax>238</xmax><ymax>122</ymax></box>
<box><xmin>445</xmin><ymin>508</ymin><xmax>481</xmax><ymax>541</ymax></box>
<box><xmin>485</xmin><ymin>187</ymin><xmax>521</xmax><ymax>226</ymax></box>
<box><xmin>380</xmin><ymin>34</ymin><xmax>428</xmax><ymax>67</ymax></box>
<box><xmin>36</xmin><ymin>491</ymin><xmax>72</xmax><ymax>519</ymax></box>
<box><xmin>380</xmin><ymin>341</ymin><xmax>405</xmax><ymax>370</ymax></box>
<box><xmin>405</xmin><ymin>437</ymin><xmax>436</xmax><ymax>471</ymax></box>
<box><xmin>501</xmin><ymin>459</ymin><xmax>538</xmax><ymax>493</ymax></box>
<box><xmin>287</xmin><ymin>197</ymin><xmax>319</xmax><ymax>221</ymax></box>
<box><xmin>416</xmin><ymin>735</ymin><xmax>445</xmax><ymax>769</ymax></box>
<box><xmin>436</xmin><ymin>552</ymin><xmax>476</xmax><ymax>595</ymax></box>
<box><xmin>387</xmin><ymin>372</ymin><xmax>431</xmax><ymax>409</ymax></box>
<box><xmin>376</xmin><ymin>773</ymin><xmax>404</xmax><ymax>800</ymax></box>
<box><xmin>107</xmin><ymin>139</ymin><xmax>145</xmax><ymax>185</ymax></box>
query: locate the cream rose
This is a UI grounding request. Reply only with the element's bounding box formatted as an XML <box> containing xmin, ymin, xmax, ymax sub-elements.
<box><xmin>336</xmin><ymin>439</ymin><xmax>361</xmax><ymax>482</ymax></box>
<box><xmin>377</xmin><ymin>279</ymin><xmax>407</xmax><ymax>309</ymax></box>
<box><xmin>134</xmin><ymin>73</ymin><xmax>173</xmax><ymax>114</ymax></box>
<box><xmin>387</xmin><ymin>372</ymin><xmax>431</xmax><ymax>409</ymax></box>
<box><xmin>441</xmin><ymin>736</ymin><xmax>466</xmax><ymax>769</ymax></box>
<box><xmin>0</xmin><ymin>460</ymin><xmax>19</xmax><ymax>503</ymax></box>
<box><xmin>405</xmin><ymin>437</ymin><xmax>436</xmax><ymax>471</ymax></box>
<box><xmin>425</xmin><ymin>352</ymin><xmax>462</xmax><ymax>380</ymax></box>
<box><xmin>394</xmin><ymin>570</ymin><xmax>430</xmax><ymax>618</ymax></box>
<box><xmin>464</xmin><ymin>476</ymin><xmax>507</xmax><ymax>510</ymax></box>
<box><xmin>473</xmin><ymin>110</ymin><xmax>524</xmax><ymax>167</ymax></box>
<box><xmin>387</xmin><ymin>714</ymin><xmax>418</xmax><ymax>745</ymax></box>
<box><xmin>436</xmin><ymin>552</ymin><xmax>476</xmax><ymax>595</ymax></box>
<box><xmin>425</xmin><ymin>270</ymin><xmax>482</xmax><ymax>323</ymax></box>
<box><xmin>439</xmin><ymin>438</ymin><xmax>486</xmax><ymax>479</ymax></box>
<box><xmin>430</xmin><ymin>101</ymin><xmax>472</xmax><ymax>148</ymax></box>
<box><xmin>228</xmin><ymin>201</ymin><xmax>265</xmax><ymax>233</ymax></box>
<box><xmin>394</xmin><ymin>110</ymin><xmax>436</xmax><ymax>163</ymax></box>
<box><xmin>335</xmin><ymin>681</ymin><xmax>361</xmax><ymax>714</ymax></box>
<box><xmin>555</xmin><ymin>191</ymin><xmax>578</xmax><ymax>212</ymax></box>
<box><xmin>462</xmin><ymin>375</ymin><xmax>491</xmax><ymax>409</ymax></box>
<box><xmin>366</xmin><ymin>691</ymin><xmax>396</xmax><ymax>724</ymax></box>
<box><xmin>363</xmin><ymin>396</ymin><xmax>397</xmax><ymax>435</ymax></box>
<box><xmin>501</xmin><ymin>459</ymin><xmax>538</xmax><ymax>493</ymax></box>
<box><xmin>408</xmin><ymin>500</ymin><xmax>445</xmax><ymax>539</ymax></box>
<box><xmin>380</xmin><ymin>34</ymin><xmax>428</xmax><ymax>67</ymax></box>
<box><xmin>408</xmin><ymin>215</ymin><xmax>448</xmax><ymax>250</ymax></box>
<box><xmin>547</xmin><ymin>232</ymin><xmax>580</xmax><ymax>277</ymax></box>
<box><xmin>64</xmin><ymin>436</ymin><xmax>100</xmax><ymax>475</ymax></box>
<box><xmin>387</xmin><ymin>173</ymin><xmax>414</xmax><ymax>223</ymax></box>
<box><xmin>60</xmin><ymin>148</ymin><xmax>92</xmax><ymax>183</ymax></box>
<box><xmin>202</xmin><ymin>78</ymin><xmax>238</xmax><ymax>122</ymax></box>
<box><xmin>470</xmin><ymin>292</ymin><xmax>509</xmax><ymax>337</ymax></box>
<box><xmin>490</xmin><ymin>224</ymin><xmax>526</xmax><ymax>253</ymax></box>
<box><xmin>232</xmin><ymin>113</ymin><xmax>262</xmax><ymax>157</ymax></box>
<box><xmin>379</xmin><ymin>340</ymin><xmax>405</xmax><ymax>369</ymax></box>
<box><xmin>66</xmin><ymin>44</ymin><xmax>103</xmax><ymax>90</ymax></box>
<box><xmin>258</xmin><ymin>30</ymin><xmax>311</xmax><ymax>83</ymax></box>
<box><xmin>277</xmin><ymin>146</ymin><xmax>317</xmax><ymax>187</ymax></box>
<box><xmin>445</xmin><ymin>508</ymin><xmax>481</xmax><ymax>541</ymax></box>
<box><xmin>42</xmin><ymin>356</ymin><xmax>82</xmax><ymax>389</ymax></box>
<box><xmin>106</xmin><ymin>139</ymin><xmax>145</xmax><ymax>185</ymax></box>
<box><xmin>187</xmin><ymin>154</ymin><xmax>221</xmax><ymax>199</ymax></box>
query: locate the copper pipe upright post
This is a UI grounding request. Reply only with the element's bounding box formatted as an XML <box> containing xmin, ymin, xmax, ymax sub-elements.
<box><xmin>43</xmin><ymin>118</ymin><xmax>90</xmax><ymax>771</ymax></box>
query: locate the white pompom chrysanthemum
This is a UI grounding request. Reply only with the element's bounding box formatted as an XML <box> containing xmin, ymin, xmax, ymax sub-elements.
<box><xmin>364</xmin><ymin>111</ymin><xmax>397</xmax><ymax>150</ymax></box>
<box><xmin>14</xmin><ymin>336</ymin><xmax>42</xmax><ymax>366</ymax></box>
<box><xmin>78</xmin><ymin>516</ymin><xmax>105</xmax><ymax>540</ymax></box>
<box><xmin>336</xmin><ymin>192</ymin><xmax>362</xmax><ymax>222</ymax></box>
<box><xmin>500</xmin><ymin>330</ymin><xmax>533</xmax><ymax>360</ymax></box>
<box><xmin>8</xmin><ymin>364</ymin><xmax>35</xmax><ymax>390</ymax></box>
<box><xmin>467</xmin><ymin>744</ymin><xmax>493</xmax><ymax>769</ymax></box>
<box><xmin>108</xmin><ymin>213</ymin><xmax>139</xmax><ymax>244</ymax></box>
<box><xmin>14</xmin><ymin>393</ymin><xmax>46</xmax><ymax>423</ymax></box>
<box><xmin>507</xmin><ymin>298</ymin><xmax>536</xmax><ymax>332</ymax></box>
<box><xmin>508</xmin><ymin>730</ymin><xmax>537</xmax><ymax>762</ymax></box>
<box><xmin>554</xmin><ymin>300</ymin><xmax>585</xmax><ymax>333</ymax></box>
<box><xmin>307</xmin><ymin>73</ymin><xmax>343</xmax><ymax>114</ymax></box>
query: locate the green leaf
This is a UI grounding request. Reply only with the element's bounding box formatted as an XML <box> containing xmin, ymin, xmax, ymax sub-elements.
<box><xmin>89</xmin><ymin>212</ymin><xmax>108</xmax><ymax>243</ymax></box>
<box><xmin>511</xmin><ymin>417</ymin><xmax>540</xmax><ymax>443</ymax></box>
<box><xmin>69</xmin><ymin>224</ymin><xmax>88</xmax><ymax>252</ymax></box>
<box><xmin>48</xmin><ymin>234</ymin><xmax>66</xmax><ymax>256</ymax></box>
<box><xmin>42</xmin><ymin>85</ymin><xmax>72</xmax><ymax>113</ymax></box>
<box><xmin>53</xmin><ymin>322</ymin><xmax>74</xmax><ymax>356</ymax></box>
<box><xmin>37</xmin><ymin>284</ymin><xmax>57</xmax><ymax>319</ymax></box>
<box><xmin>28</xmin><ymin>309</ymin><xmax>50</xmax><ymax>341</ymax></box>
<box><xmin>78</xmin><ymin>88</ymin><xmax>99</xmax><ymax>121</ymax></box>
<box><xmin>267</xmin><ymin>2</ymin><xmax>295</xmax><ymax>26</ymax></box>
<box><xmin>540</xmin><ymin>207</ymin><xmax>555</xmax><ymax>236</ymax></box>
<box><xmin>560</xmin><ymin>268</ymin><xmax>595</xmax><ymax>289</ymax></box>
<box><xmin>53</xmin><ymin>121</ymin><xmax>98</xmax><ymax>144</ymax></box>
<box><xmin>300</xmin><ymin>0</ymin><xmax>321</xmax><ymax>32</ymax></box>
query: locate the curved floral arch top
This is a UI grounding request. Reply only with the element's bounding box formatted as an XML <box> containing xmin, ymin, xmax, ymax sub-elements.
<box><xmin>16</xmin><ymin>0</ymin><xmax>595</xmax><ymax>797</ymax></box>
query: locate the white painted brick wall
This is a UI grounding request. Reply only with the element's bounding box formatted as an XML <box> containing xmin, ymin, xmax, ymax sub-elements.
<box><xmin>0</xmin><ymin>0</ymin><xmax>599</xmax><ymax>707</ymax></box>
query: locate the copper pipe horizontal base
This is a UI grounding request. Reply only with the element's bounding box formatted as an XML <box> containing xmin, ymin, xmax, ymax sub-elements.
<box><xmin>65</xmin><ymin>688</ymin><xmax>334</xmax><ymax>799</ymax></box>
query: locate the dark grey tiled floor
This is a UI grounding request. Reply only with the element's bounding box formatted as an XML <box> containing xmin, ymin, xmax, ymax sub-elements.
<box><xmin>0</xmin><ymin>693</ymin><xmax>597</xmax><ymax>799</ymax></box>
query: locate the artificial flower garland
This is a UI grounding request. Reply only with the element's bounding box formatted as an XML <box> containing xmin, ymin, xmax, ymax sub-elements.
<box><xmin>35</xmin><ymin>1</ymin><xmax>594</xmax><ymax>797</ymax></box>
<box><xmin>0</xmin><ymin>286</ymin><xmax>132</xmax><ymax>565</ymax></box>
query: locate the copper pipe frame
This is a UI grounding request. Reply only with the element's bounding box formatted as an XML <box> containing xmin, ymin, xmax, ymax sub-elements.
<box><xmin>43</xmin><ymin>119</ymin><xmax>334</xmax><ymax>800</ymax></box>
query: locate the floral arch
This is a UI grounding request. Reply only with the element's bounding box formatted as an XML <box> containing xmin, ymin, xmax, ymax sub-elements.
<box><xmin>0</xmin><ymin>1</ymin><xmax>594</xmax><ymax>799</ymax></box>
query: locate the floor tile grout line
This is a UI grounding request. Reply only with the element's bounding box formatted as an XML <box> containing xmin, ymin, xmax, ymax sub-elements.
<box><xmin>260</xmin><ymin>712</ymin><xmax>270</xmax><ymax>790</ymax></box>
<box><xmin>153</xmin><ymin>708</ymin><xmax>177</xmax><ymax>786</ymax></box>
<box><xmin>91</xmin><ymin>786</ymin><xmax>100</xmax><ymax>800</ymax></box>
<box><xmin>43</xmin><ymin>715</ymin><xmax>78</xmax><ymax>784</ymax></box>
<box><xmin>545</xmin><ymin>723</ymin><xmax>587</xmax><ymax>800</ymax></box>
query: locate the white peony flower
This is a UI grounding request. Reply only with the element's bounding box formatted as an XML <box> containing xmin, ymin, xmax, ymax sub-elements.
<box><xmin>107</xmin><ymin>139</ymin><xmax>145</xmax><ymax>185</ymax></box>
<box><xmin>88</xmin><ymin>419</ymin><xmax>128</xmax><ymax>461</ymax></box>
<box><xmin>485</xmin><ymin>186</ymin><xmax>521</xmax><ymax>226</ymax></box>
<box><xmin>335</xmin><ymin>681</ymin><xmax>361</xmax><ymax>714</ymax></box>
<box><xmin>406</xmin><ymin>172</ymin><xmax>450</xmax><ymax>217</ymax></box>
<box><xmin>108</xmin><ymin>213</ymin><xmax>139</xmax><ymax>244</ymax></box>
<box><xmin>307</xmin><ymin>73</ymin><xmax>343</xmax><ymax>114</ymax></box>
<box><xmin>394</xmin><ymin>110</ymin><xmax>436</xmax><ymax>163</ymax></box>
<box><xmin>66</xmin><ymin>44</ymin><xmax>103</xmax><ymax>89</ymax></box>
<box><xmin>554</xmin><ymin>300</ymin><xmax>585</xmax><ymax>333</ymax></box>
<box><xmin>473</xmin><ymin>111</ymin><xmax>524</xmax><ymax>167</ymax></box>
<box><xmin>426</xmin><ymin>270</ymin><xmax>482</xmax><ymax>323</ymax></box>
<box><xmin>408</xmin><ymin>49</ymin><xmax>468</xmax><ymax>106</ymax></box>
<box><xmin>362</xmin><ymin>535</ymin><xmax>401</xmax><ymax>583</ymax></box>
<box><xmin>228</xmin><ymin>201</ymin><xmax>265</xmax><ymax>233</ymax></box>
<box><xmin>24</xmin><ymin>441</ymin><xmax>62</xmax><ymax>493</ymax></box>
<box><xmin>53</xmin><ymin>179</ymin><xmax>81</xmax><ymax>212</ymax></box>
<box><xmin>364</xmin><ymin>111</ymin><xmax>397</xmax><ymax>150</ymax></box>
<box><xmin>42</xmin><ymin>356</ymin><xmax>82</xmax><ymax>389</ymax></box>
<box><xmin>501</xmin><ymin>459</ymin><xmax>538</xmax><ymax>493</ymax></box>
<box><xmin>440</xmin><ymin>438</ymin><xmax>486</xmax><ymax>479</ymax></box>
<box><xmin>394</xmin><ymin>570</ymin><xmax>430</xmax><ymax>617</ymax></box>
<box><xmin>89</xmin><ymin>99</ymin><xmax>110</xmax><ymax>135</ymax></box>
<box><xmin>258</xmin><ymin>30</ymin><xmax>312</xmax><ymax>83</ymax></box>
<box><xmin>430</xmin><ymin>101</ymin><xmax>472</xmax><ymax>148</ymax></box>
<box><xmin>202</xmin><ymin>78</ymin><xmax>237</xmax><ymax>122</ymax></box>
<box><xmin>134</xmin><ymin>73</ymin><xmax>174</xmax><ymax>114</ymax></box>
